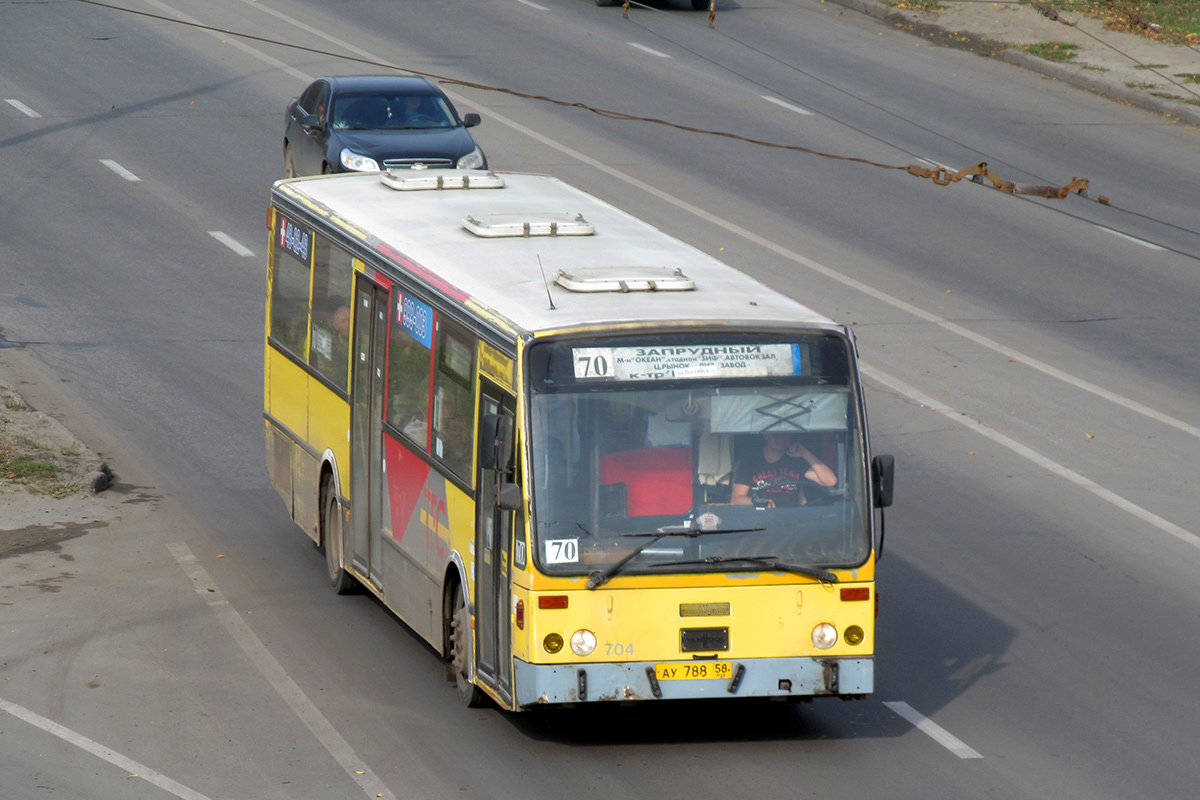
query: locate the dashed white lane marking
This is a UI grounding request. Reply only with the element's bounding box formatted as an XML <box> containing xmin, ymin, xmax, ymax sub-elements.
<box><xmin>0</xmin><ymin>695</ymin><xmax>215</xmax><ymax>800</ymax></box>
<box><xmin>885</xmin><ymin>701</ymin><xmax>983</xmax><ymax>759</ymax></box>
<box><xmin>5</xmin><ymin>98</ymin><xmax>41</xmax><ymax>118</ymax></box>
<box><xmin>208</xmin><ymin>231</ymin><xmax>254</xmax><ymax>256</ymax></box>
<box><xmin>168</xmin><ymin>543</ymin><xmax>396</xmax><ymax>800</ymax></box>
<box><xmin>862</xmin><ymin>363</ymin><xmax>1200</xmax><ymax>550</ymax></box>
<box><xmin>761</xmin><ymin>95</ymin><xmax>813</xmax><ymax>116</ymax></box>
<box><xmin>100</xmin><ymin>159</ymin><xmax>141</xmax><ymax>182</ymax></box>
<box><xmin>1097</xmin><ymin>226</ymin><xmax>1165</xmax><ymax>251</ymax></box>
<box><xmin>516</xmin><ymin>0</ymin><xmax>548</xmax><ymax>8</ymax></box>
<box><xmin>628</xmin><ymin>42</ymin><xmax>671</xmax><ymax>58</ymax></box>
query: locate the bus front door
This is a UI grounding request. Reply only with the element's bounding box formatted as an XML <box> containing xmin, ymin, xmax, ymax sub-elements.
<box><xmin>350</xmin><ymin>278</ymin><xmax>388</xmax><ymax>590</ymax></box>
<box><xmin>475</xmin><ymin>384</ymin><xmax>517</xmax><ymax>704</ymax></box>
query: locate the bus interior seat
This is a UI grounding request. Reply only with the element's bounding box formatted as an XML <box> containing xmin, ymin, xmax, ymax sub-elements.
<box><xmin>599</xmin><ymin>447</ymin><xmax>693</xmax><ymax>517</ymax></box>
<box><xmin>697</xmin><ymin>430</ymin><xmax>733</xmax><ymax>504</ymax></box>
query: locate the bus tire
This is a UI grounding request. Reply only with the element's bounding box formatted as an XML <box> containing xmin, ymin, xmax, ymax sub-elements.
<box><xmin>322</xmin><ymin>478</ymin><xmax>356</xmax><ymax>595</ymax></box>
<box><xmin>450</xmin><ymin>584</ymin><xmax>487</xmax><ymax>707</ymax></box>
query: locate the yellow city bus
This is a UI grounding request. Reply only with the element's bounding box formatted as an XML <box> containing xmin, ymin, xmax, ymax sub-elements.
<box><xmin>264</xmin><ymin>168</ymin><xmax>895</xmax><ymax>710</ymax></box>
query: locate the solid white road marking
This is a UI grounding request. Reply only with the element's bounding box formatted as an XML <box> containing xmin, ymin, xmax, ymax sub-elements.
<box><xmin>100</xmin><ymin>159</ymin><xmax>141</xmax><ymax>182</ymax></box>
<box><xmin>885</xmin><ymin>701</ymin><xmax>983</xmax><ymax>759</ymax></box>
<box><xmin>208</xmin><ymin>231</ymin><xmax>254</xmax><ymax>256</ymax></box>
<box><xmin>1097</xmin><ymin>225</ymin><xmax>1165</xmax><ymax>250</ymax></box>
<box><xmin>862</xmin><ymin>363</ymin><xmax>1200</xmax><ymax>550</ymax></box>
<box><xmin>5</xmin><ymin>98</ymin><xmax>41</xmax><ymax>118</ymax></box>
<box><xmin>168</xmin><ymin>543</ymin><xmax>397</xmax><ymax>800</ymax></box>
<box><xmin>628</xmin><ymin>42</ymin><xmax>671</xmax><ymax>58</ymax></box>
<box><xmin>0</xmin><ymin>695</ymin><xmax>215</xmax><ymax>800</ymax></box>
<box><xmin>142</xmin><ymin>0</ymin><xmax>310</xmax><ymax>82</ymax></box>
<box><xmin>761</xmin><ymin>95</ymin><xmax>814</xmax><ymax>116</ymax></box>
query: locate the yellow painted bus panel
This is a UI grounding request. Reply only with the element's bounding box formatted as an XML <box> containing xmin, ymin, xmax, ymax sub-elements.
<box><xmin>307</xmin><ymin>375</ymin><xmax>350</xmax><ymax>494</ymax></box>
<box><xmin>517</xmin><ymin>583</ymin><xmax>874</xmax><ymax>665</ymax></box>
<box><xmin>443</xmin><ymin>482</ymin><xmax>475</xmax><ymax>585</ymax></box>
<box><xmin>267</xmin><ymin>347</ymin><xmax>308</xmax><ymax>441</ymax></box>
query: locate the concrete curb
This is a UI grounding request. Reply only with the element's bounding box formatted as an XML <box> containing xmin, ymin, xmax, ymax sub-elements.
<box><xmin>823</xmin><ymin>0</ymin><xmax>1200</xmax><ymax>127</ymax></box>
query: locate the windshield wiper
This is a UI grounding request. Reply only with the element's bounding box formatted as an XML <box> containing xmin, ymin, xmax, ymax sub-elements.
<box><xmin>586</xmin><ymin>527</ymin><xmax>762</xmax><ymax>590</ymax></box>
<box><xmin>650</xmin><ymin>555</ymin><xmax>838</xmax><ymax>584</ymax></box>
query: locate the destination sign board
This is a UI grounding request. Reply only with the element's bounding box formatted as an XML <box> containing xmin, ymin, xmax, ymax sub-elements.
<box><xmin>572</xmin><ymin>344</ymin><xmax>800</xmax><ymax>381</ymax></box>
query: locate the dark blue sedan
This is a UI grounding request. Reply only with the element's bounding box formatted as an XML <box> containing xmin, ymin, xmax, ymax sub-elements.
<box><xmin>284</xmin><ymin>75</ymin><xmax>486</xmax><ymax>176</ymax></box>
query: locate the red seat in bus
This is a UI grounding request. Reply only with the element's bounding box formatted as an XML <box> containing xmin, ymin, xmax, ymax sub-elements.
<box><xmin>599</xmin><ymin>447</ymin><xmax>693</xmax><ymax>517</ymax></box>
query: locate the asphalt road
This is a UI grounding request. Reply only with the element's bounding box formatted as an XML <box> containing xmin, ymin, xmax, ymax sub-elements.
<box><xmin>1</xmin><ymin>0</ymin><xmax>1198</xmax><ymax>798</ymax></box>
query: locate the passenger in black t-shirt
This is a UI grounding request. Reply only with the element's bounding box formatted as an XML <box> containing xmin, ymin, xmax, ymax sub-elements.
<box><xmin>731</xmin><ymin>431</ymin><xmax>837</xmax><ymax>508</ymax></box>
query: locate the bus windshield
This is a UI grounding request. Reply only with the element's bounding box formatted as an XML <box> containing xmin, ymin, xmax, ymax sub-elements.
<box><xmin>527</xmin><ymin>334</ymin><xmax>870</xmax><ymax>578</ymax></box>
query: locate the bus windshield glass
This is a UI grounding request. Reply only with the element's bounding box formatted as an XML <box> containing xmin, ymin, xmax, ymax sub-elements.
<box><xmin>527</xmin><ymin>334</ymin><xmax>870</xmax><ymax>577</ymax></box>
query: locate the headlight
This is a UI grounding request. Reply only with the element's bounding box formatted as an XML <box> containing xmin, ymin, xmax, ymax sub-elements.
<box><xmin>569</xmin><ymin>629</ymin><xmax>597</xmax><ymax>656</ymax></box>
<box><xmin>339</xmin><ymin>149</ymin><xmax>379</xmax><ymax>172</ymax></box>
<box><xmin>456</xmin><ymin>147</ymin><xmax>485</xmax><ymax>170</ymax></box>
<box><xmin>844</xmin><ymin>625</ymin><xmax>865</xmax><ymax>646</ymax></box>
<box><xmin>811</xmin><ymin>623</ymin><xmax>838</xmax><ymax>650</ymax></box>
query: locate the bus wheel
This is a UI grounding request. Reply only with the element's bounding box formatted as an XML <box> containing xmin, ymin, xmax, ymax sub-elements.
<box><xmin>450</xmin><ymin>585</ymin><xmax>487</xmax><ymax>707</ymax></box>
<box><xmin>322</xmin><ymin>479</ymin><xmax>356</xmax><ymax>595</ymax></box>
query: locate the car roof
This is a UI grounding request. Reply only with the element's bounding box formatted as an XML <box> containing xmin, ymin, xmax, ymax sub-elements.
<box><xmin>322</xmin><ymin>74</ymin><xmax>442</xmax><ymax>95</ymax></box>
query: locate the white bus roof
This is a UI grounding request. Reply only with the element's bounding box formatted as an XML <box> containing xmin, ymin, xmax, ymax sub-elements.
<box><xmin>273</xmin><ymin>170</ymin><xmax>840</xmax><ymax>339</ymax></box>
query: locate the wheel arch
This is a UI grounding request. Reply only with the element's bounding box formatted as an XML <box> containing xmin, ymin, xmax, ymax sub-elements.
<box><xmin>440</xmin><ymin>552</ymin><xmax>471</xmax><ymax>660</ymax></box>
<box><xmin>317</xmin><ymin>449</ymin><xmax>343</xmax><ymax>548</ymax></box>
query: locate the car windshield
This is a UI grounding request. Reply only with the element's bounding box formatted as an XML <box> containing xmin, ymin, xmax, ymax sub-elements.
<box><xmin>330</xmin><ymin>92</ymin><xmax>456</xmax><ymax>130</ymax></box>
<box><xmin>527</xmin><ymin>334</ymin><xmax>871</xmax><ymax>578</ymax></box>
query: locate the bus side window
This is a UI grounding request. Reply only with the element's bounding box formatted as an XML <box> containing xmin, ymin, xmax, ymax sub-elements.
<box><xmin>431</xmin><ymin>316</ymin><xmax>476</xmax><ymax>480</ymax></box>
<box><xmin>268</xmin><ymin>237</ymin><xmax>311</xmax><ymax>359</ymax></box>
<box><xmin>307</xmin><ymin>236</ymin><xmax>353</xmax><ymax>392</ymax></box>
<box><xmin>386</xmin><ymin>297</ymin><xmax>432</xmax><ymax>450</ymax></box>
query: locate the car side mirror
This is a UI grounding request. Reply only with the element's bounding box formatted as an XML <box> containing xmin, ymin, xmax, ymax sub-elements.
<box><xmin>872</xmin><ymin>455</ymin><xmax>895</xmax><ymax>508</ymax></box>
<box><xmin>462</xmin><ymin>113</ymin><xmax>481</xmax><ymax>128</ymax></box>
<box><xmin>300</xmin><ymin>112</ymin><xmax>320</xmax><ymax>130</ymax></box>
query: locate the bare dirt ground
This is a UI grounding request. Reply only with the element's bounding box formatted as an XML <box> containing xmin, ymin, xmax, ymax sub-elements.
<box><xmin>0</xmin><ymin>376</ymin><xmax>123</xmax><ymax>555</ymax></box>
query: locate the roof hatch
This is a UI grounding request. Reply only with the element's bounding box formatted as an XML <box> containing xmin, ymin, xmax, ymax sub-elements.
<box><xmin>380</xmin><ymin>167</ymin><xmax>505</xmax><ymax>191</ymax></box>
<box><xmin>554</xmin><ymin>266</ymin><xmax>695</xmax><ymax>293</ymax></box>
<box><xmin>462</xmin><ymin>212</ymin><xmax>594</xmax><ymax>238</ymax></box>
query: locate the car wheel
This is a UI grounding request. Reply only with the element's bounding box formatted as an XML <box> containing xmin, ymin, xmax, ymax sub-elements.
<box><xmin>284</xmin><ymin>144</ymin><xmax>296</xmax><ymax>178</ymax></box>
<box><xmin>322</xmin><ymin>477</ymin><xmax>356</xmax><ymax>594</ymax></box>
<box><xmin>450</xmin><ymin>583</ymin><xmax>487</xmax><ymax>707</ymax></box>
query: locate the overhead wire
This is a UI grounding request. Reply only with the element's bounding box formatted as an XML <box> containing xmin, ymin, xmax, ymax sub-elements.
<box><xmin>616</xmin><ymin>0</ymin><xmax>1200</xmax><ymax>253</ymax></box>
<box><xmin>69</xmin><ymin>0</ymin><xmax>1089</xmax><ymax>200</ymax></box>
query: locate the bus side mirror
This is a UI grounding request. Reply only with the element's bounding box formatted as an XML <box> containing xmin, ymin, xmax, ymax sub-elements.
<box><xmin>498</xmin><ymin>482</ymin><xmax>523</xmax><ymax>511</ymax></box>
<box><xmin>479</xmin><ymin>413</ymin><xmax>513</xmax><ymax>472</ymax></box>
<box><xmin>872</xmin><ymin>455</ymin><xmax>895</xmax><ymax>508</ymax></box>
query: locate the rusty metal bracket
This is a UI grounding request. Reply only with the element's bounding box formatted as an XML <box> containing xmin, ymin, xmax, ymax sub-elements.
<box><xmin>1031</xmin><ymin>2</ymin><xmax>1074</xmax><ymax>26</ymax></box>
<box><xmin>907</xmin><ymin>162</ymin><xmax>1089</xmax><ymax>200</ymax></box>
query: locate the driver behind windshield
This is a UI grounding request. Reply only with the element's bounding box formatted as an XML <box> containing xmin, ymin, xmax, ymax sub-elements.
<box><xmin>731</xmin><ymin>431</ymin><xmax>837</xmax><ymax>508</ymax></box>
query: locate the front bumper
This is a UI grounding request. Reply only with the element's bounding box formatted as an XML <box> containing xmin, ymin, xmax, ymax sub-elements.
<box><xmin>513</xmin><ymin>656</ymin><xmax>872</xmax><ymax>707</ymax></box>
